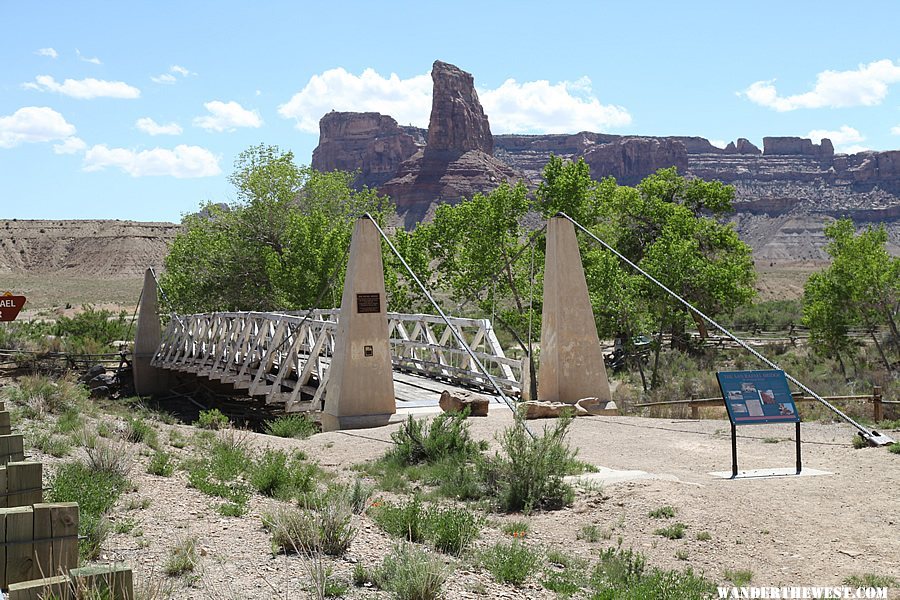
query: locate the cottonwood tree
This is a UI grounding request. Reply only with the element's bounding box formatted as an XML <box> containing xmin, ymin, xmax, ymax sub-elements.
<box><xmin>537</xmin><ymin>159</ymin><xmax>755</xmax><ymax>387</ymax></box>
<box><xmin>161</xmin><ymin>144</ymin><xmax>401</xmax><ymax>313</ymax></box>
<box><xmin>414</xmin><ymin>181</ymin><xmax>542</xmax><ymax>343</ymax></box>
<box><xmin>803</xmin><ymin>219</ymin><xmax>900</xmax><ymax>374</ymax></box>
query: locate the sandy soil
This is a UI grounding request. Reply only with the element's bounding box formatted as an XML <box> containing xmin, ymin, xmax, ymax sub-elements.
<box><xmin>42</xmin><ymin>409</ymin><xmax>898</xmax><ymax>599</ymax></box>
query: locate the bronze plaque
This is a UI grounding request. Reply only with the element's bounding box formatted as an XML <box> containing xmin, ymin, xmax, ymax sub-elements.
<box><xmin>364</xmin><ymin>345</ymin><xmax>374</xmax><ymax>357</ymax></box>
<box><xmin>356</xmin><ymin>293</ymin><xmax>381</xmax><ymax>314</ymax></box>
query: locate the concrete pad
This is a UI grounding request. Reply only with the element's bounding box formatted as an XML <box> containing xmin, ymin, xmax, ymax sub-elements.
<box><xmin>708</xmin><ymin>467</ymin><xmax>832</xmax><ymax>480</ymax></box>
<box><xmin>565</xmin><ymin>466</ymin><xmax>681</xmax><ymax>486</ymax></box>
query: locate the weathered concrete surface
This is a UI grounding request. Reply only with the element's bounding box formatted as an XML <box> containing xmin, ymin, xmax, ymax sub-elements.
<box><xmin>133</xmin><ymin>268</ymin><xmax>168</xmax><ymax>396</ymax></box>
<box><xmin>537</xmin><ymin>218</ymin><xmax>612</xmax><ymax>404</ymax></box>
<box><xmin>322</xmin><ymin>219</ymin><xmax>396</xmax><ymax>431</ymax></box>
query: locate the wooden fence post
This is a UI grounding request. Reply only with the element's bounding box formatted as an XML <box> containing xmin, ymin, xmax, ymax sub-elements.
<box><xmin>873</xmin><ymin>386</ymin><xmax>883</xmax><ymax>423</ymax></box>
<box><xmin>690</xmin><ymin>393</ymin><xmax>699</xmax><ymax>420</ymax></box>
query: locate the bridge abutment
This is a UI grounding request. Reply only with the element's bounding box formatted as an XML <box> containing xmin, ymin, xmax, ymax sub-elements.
<box><xmin>322</xmin><ymin>219</ymin><xmax>396</xmax><ymax>431</ymax></box>
<box><xmin>537</xmin><ymin>217</ymin><xmax>613</xmax><ymax>405</ymax></box>
<box><xmin>133</xmin><ymin>268</ymin><xmax>169</xmax><ymax>396</ymax></box>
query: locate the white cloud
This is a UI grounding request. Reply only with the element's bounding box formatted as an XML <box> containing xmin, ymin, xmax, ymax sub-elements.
<box><xmin>807</xmin><ymin>125</ymin><xmax>868</xmax><ymax>153</ymax></box>
<box><xmin>82</xmin><ymin>144</ymin><xmax>221</xmax><ymax>178</ymax></box>
<box><xmin>193</xmin><ymin>100</ymin><xmax>263</xmax><ymax>132</ymax></box>
<box><xmin>151</xmin><ymin>65</ymin><xmax>193</xmax><ymax>84</ymax></box>
<box><xmin>278</xmin><ymin>67</ymin><xmax>630</xmax><ymax>134</ymax></box>
<box><xmin>23</xmin><ymin>75</ymin><xmax>140</xmax><ymax>99</ymax></box>
<box><xmin>76</xmin><ymin>49</ymin><xmax>102</xmax><ymax>65</ymax></box>
<box><xmin>151</xmin><ymin>73</ymin><xmax>177</xmax><ymax>84</ymax></box>
<box><xmin>0</xmin><ymin>106</ymin><xmax>76</xmax><ymax>149</ymax></box>
<box><xmin>891</xmin><ymin>125</ymin><xmax>900</xmax><ymax>135</ymax></box>
<box><xmin>53</xmin><ymin>137</ymin><xmax>87</xmax><ymax>154</ymax></box>
<box><xmin>136</xmin><ymin>117</ymin><xmax>182</xmax><ymax>136</ymax></box>
<box><xmin>480</xmin><ymin>77</ymin><xmax>631</xmax><ymax>133</ymax></box>
<box><xmin>743</xmin><ymin>59</ymin><xmax>900</xmax><ymax>111</ymax></box>
<box><xmin>35</xmin><ymin>48</ymin><xmax>58</xmax><ymax>59</ymax></box>
<box><xmin>279</xmin><ymin>67</ymin><xmax>432</xmax><ymax>133</ymax></box>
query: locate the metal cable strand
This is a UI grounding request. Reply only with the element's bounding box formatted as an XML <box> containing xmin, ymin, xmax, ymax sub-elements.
<box><xmin>365</xmin><ymin>213</ymin><xmax>535</xmax><ymax>438</ymax></box>
<box><xmin>557</xmin><ymin>211</ymin><xmax>893</xmax><ymax>445</ymax></box>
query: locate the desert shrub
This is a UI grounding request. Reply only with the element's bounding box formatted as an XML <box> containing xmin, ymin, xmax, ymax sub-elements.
<box><xmin>248</xmin><ymin>449</ymin><xmax>320</xmax><ymax>500</ymax></box>
<box><xmin>55</xmin><ymin>407</ymin><xmax>84</xmax><ymax>433</ymax></box>
<box><xmin>388</xmin><ymin>411</ymin><xmax>483</xmax><ymax>466</ymax></box>
<box><xmin>267</xmin><ymin>498</ymin><xmax>355</xmax><ymax>557</ymax></box>
<box><xmin>725</xmin><ymin>299</ymin><xmax>802</xmax><ymax>332</ymax></box>
<box><xmin>371</xmin><ymin>495</ymin><xmax>427</xmax><ymax>543</ymax></box>
<box><xmin>578</xmin><ymin>524</ymin><xmax>602</xmax><ymax>542</ymax></box>
<box><xmin>164</xmin><ymin>537</ymin><xmax>199</xmax><ymax>576</ymax></box>
<box><xmin>263</xmin><ymin>413</ymin><xmax>318</xmax><ymax>439</ymax></box>
<box><xmin>591</xmin><ymin>546</ymin><xmax>716</xmax><ymax>598</ymax></box>
<box><xmin>123</xmin><ymin>417</ymin><xmax>158</xmax><ymax>448</ymax></box>
<box><xmin>500</xmin><ymin>520</ymin><xmax>529</xmax><ymax>538</ymax></box>
<box><xmin>48</xmin><ymin>461</ymin><xmax>128</xmax><ymax>560</ymax></box>
<box><xmin>53</xmin><ymin>305</ymin><xmax>132</xmax><ymax>352</ymax></box>
<box><xmin>425</xmin><ymin>505</ymin><xmax>482</xmax><ymax>556</ymax></box>
<box><xmin>374</xmin><ymin>543</ymin><xmax>448</xmax><ymax>600</ymax></box>
<box><xmin>648</xmin><ymin>505</ymin><xmax>676</xmax><ymax>519</ymax></box>
<box><xmin>147</xmin><ymin>451</ymin><xmax>174</xmax><ymax>476</ymax></box>
<box><xmin>184</xmin><ymin>430</ymin><xmax>252</xmax><ymax>514</ymax></box>
<box><xmin>479</xmin><ymin>416</ymin><xmax>578</xmax><ymax>512</ymax></box>
<box><xmin>843</xmin><ymin>573</ymin><xmax>898</xmax><ymax>588</ymax></box>
<box><xmin>541</xmin><ymin>550</ymin><xmax>589</xmax><ymax>595</ymax></box>
<box><xmin>479</xmin><ymin>540</ymin><xmax>539</xmax><ymax>585</ymax></box>
<box><xmin>349</xmin><ymin>478</ymin><xmax>374</xmax><ymax>514</ymax></box>
<box><xmin>4</xmin><ymin>373</ymin><xmax>87</xmax><ymax>417</ymax></box>
<box><xmin>654</xmin><ymin>522</ymin><xmax>687</xmax><ymax>539</ymax></box>
<box><xmin>86</xmin><ymin>439</ymin><xmax>134</xmax><ymax>478</ymax></box>
<box><xmin>723</xmin><ymin>568</ymin><xmax>753</xmax><ymax>586</ymax></box>
<box><xmin>31</xmin><ymin>431</ymin><xmax>71</xmax><ymax>457</ymax></box>
<box><xmin>352</xmin><ymin>563</ymin><xmax>370</xmax><ymax>587</ymax></box>
<box><xmin>197</xmin><ymin>408</ymin><xmax>229</xmax><ymax>430</ymax></box>
<box><xmin>889</xmin><ymin>443</ymin><xmax>900</xmax><ymax>454</ymax></box>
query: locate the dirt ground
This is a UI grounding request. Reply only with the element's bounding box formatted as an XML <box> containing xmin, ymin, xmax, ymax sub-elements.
<box><xmin>45</xmin><ymin>407</ymin><xmax>898</xmax><ymax>599</ymax></box>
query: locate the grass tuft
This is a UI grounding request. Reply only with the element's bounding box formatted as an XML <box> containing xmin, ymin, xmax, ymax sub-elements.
<box><xmin>263</xmin><ymin>414</ymin><xmax>318</xmax><ymax>439</ymax></box>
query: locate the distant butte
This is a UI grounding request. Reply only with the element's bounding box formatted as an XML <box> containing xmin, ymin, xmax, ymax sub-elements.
<box><xmin>310</xmin><ymin>60</ymin><xmax>900</xmax><ymax>260</ymax></box>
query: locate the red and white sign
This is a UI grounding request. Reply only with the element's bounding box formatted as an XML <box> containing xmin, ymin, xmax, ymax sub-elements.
<box><xmin>0</xmin><ymin>293</ymin><xmax>26</xmax><ymax>322</ymax></box>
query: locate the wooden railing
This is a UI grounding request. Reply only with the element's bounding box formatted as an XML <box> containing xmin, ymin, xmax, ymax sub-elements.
<box><xmin>633</xmin><ymin>386</ymin><xmax>895</xmax><ymax>421</ymax></box>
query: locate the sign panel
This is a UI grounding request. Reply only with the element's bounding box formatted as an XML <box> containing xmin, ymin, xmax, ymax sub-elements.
<box><xmin>356</xmin><ymin>293</ymin><xmax>381</xmax><ymax>314</ymax></box>
<box><xmin>0</xmin><ymin>293</ymin><xmax>26</xmax><ymax>322</ymax></box>
<box><xmin>716</xmin><ymin>370</ymin><xmax>800</xmax><ymax>425</ymax></box>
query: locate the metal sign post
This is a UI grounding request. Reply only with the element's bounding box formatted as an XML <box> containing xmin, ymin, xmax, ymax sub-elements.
<box><xmin>717</xmin><ymin>370</ymin><xmax>802</xmax><ymax>479</ymax></box>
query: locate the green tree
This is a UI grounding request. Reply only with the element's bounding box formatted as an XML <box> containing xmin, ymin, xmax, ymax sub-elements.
<box><xmin>417</xmin><ymin>181</ymin><xmax>541</xmax><ymax>342</ymax></box>
<box><xmin>803</xmin><ymin>219</ymin><xmax>900</xmax><ymax>373</ymax></box>
<box><xmin>161</xmin><ymin>144</ymin><xmax>397</xmax><ymax>313</ymax></box>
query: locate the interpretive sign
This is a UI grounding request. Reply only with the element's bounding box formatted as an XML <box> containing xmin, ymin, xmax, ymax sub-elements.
<box><xmin>0</xmin><ymin>293</ymin><xmax>26</xmax><ymax>322</ymax></box>
<box><xmin>356</xmin><ymin>293</ymin><xmax>381</xmax><ymax>314</ymax></box>
<box><xmin>716</xmin><ymin>369</ymin><xmax>802</xmax><ymax>478</ymax></box>
<box><xmin>716</xmin><ymin>370</ymin><xmax>800</xmax><ymax>425</ymax></box>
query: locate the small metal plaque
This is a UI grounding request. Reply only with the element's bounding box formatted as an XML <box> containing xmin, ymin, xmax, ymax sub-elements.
<box><xmin>364</xmin><ymin>345</ymin><xmax>374</xmax><ymax>357</ymax></box>
<box><xmin>356</xmin><ymin>293</ymin><xmax>381</xmax><ymax>314</ymax></box>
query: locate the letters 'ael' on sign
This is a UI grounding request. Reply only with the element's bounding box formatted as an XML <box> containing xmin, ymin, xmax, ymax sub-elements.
<box><xmin>0</xmin><ymin>292</ymin><xmax>27</xmax><ymax>322</ymax></box>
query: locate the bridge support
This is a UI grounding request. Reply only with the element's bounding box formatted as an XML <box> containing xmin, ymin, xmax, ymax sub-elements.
<box><xmin>537</xmin><ymin>217</ymin><xmax>613</xmax><ymax>406</ymax></box>
<box><xmin>322</xmin><ymin>219</ymin><xmax>396</xmax><ymax>431</ymax></box>
<box><xmin>133</xmin><ymin>268</ymin><xmax>169</xmax><ymax>396</ymax></box>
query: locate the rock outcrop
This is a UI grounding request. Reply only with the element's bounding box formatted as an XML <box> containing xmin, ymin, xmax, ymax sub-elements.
<box><xmin>379</xmin><ymin>60</ymin><xmax>521</xmax><ymax>226</ymax></box>
<box><xmin>427</xmin><ymin>61</ymin><xmax>493</xmax><ymax>155</ymax></box>
<box><xmin>583</xmin><ymin>137</ymin><xmax>689</xmax><ymax>186</ymax></box>
<box><xmin>311</xmin><ymin>61</ymin><xmax>900</xmax><ymax>260</ymax></box>
<box><xmin>311</xmin><ymin>112</ymin><xmax>424</xmax><ymax>189</ymax></box>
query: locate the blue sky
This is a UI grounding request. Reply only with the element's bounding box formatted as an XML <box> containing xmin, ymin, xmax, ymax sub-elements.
<box><xmin>2</xmin><ymin>1</ymin><xmax>900</xmax><ymax>222</ymax></box>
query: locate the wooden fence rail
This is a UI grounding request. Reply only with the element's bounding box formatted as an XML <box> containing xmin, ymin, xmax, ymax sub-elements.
<box><xmin>633</xmin><ymin>386</ymin><xmax>893</xmax><ymax>421</ymax></box>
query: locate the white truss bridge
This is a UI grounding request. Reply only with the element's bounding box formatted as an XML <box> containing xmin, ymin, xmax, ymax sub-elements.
<box><xmin>151</xmin><ymin>309</ymin><xmax>522</xmax><ymax>412</ymax></box>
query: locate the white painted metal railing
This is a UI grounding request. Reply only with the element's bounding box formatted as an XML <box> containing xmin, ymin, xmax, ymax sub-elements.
<box><xmin>152</xmin><ymin>309</ymin><xmax>521</xmax><ymax>411</ymax></box>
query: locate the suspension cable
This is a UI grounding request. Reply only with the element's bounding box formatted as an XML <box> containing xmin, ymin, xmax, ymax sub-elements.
<box><xmin>556</xmin><ymin>212</ymin><xmax>894</xmax><ymax>446</ymax></box>
<box><xmin>365</xmin><ymin>214</ymin><xmax>535</xmax><ymax>438</ymax></box>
